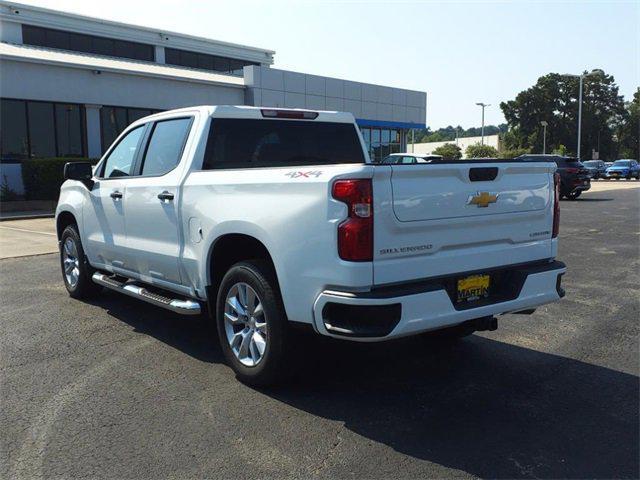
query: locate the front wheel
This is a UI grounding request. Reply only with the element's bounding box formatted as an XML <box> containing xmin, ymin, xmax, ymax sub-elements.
<box><xmin>216</xmin><ymin>260</ymin><xmax>292</xmax><ymax>386</ymax></box>
<box><xmin>60</xmin><ymin>224</ymin><xmax>102</xmax><ymax>298</ymax></box>
<box><xmin>567</xmin><ymin>191</ymin><xmax>581</xmax><ymax>200</ymax></box>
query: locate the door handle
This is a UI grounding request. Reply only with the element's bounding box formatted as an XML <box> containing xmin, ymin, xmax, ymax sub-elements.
<box><xmin>157</xmin><ymin>191</ymin><xmax>174</xmax><ymax>202</ymax></box>
<box><xmin>110</xmin><ymin>191</ymin><xmax>123</xmax><ymax>199</ymax></box>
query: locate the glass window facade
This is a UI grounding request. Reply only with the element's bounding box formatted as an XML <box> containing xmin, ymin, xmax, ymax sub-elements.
<box><xmin>359</xmin><ymin>126</ymin><xmax>403</xmax><ymax>163</ymax></box>
<box><xmin>0</xmin><ymin>98</ymin><xmax>85</xmax><ymax>161</ymax></box>
<box><xmin>22</xmin><ymin>25</ymin><xmax>155</xmax><ymax>62</ymax></box>
<box><xmin>0</xmin><ymin>99</ymin><xmax>29</xmax><ymax>161</ymax></box>
<box><xmin>100</xmin><ymin>106</ymin><xmax>160</xmax><ymax>153</ymax></box>
<box><xmin>165</xmin><ymin>47</ymin><xmax>258</xmax><ymax>76</ymax></box>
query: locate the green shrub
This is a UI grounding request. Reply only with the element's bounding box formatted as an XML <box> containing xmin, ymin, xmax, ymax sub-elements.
<box><xmin>466</xmin><ymin>144</ymin><xmax>499</xmax><ymax>158</ymax></box>
<box><xmin>432</xmin><ymin>143</ymin><xmax>462</xmax><ymax>161</ymax></box>
<box><xmin>21</xmin><ymin>158</ymin><xmax>97</xmax><ymax>201</ymax></box>
<box><xmin>499</xmin><ymin>148</ymin><xmax>531</xmax><ymax>159</ymax></box>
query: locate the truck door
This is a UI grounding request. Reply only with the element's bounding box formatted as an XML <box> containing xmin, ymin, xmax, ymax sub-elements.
<box><xmin>123</xmin><ymin>116</ymin><xmax>194</xmax><ymax>286</ymax></box>
<box><xmin>83</xmin><ymin>125</ymin><xmax>145</xmax><ymax>272</ymax></box>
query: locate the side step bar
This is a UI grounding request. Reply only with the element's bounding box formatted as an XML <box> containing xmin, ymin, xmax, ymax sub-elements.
<box><xmin>92</xmin><ymin>272</ymin><xmax>201</xmax><ymax>315</ymax></box>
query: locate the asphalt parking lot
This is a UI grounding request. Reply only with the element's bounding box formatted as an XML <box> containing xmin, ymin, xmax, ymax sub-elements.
<box><xmin>1</xmin><ymin>182</ymin><xmax>638</xmax><ymax>479</ymax></box>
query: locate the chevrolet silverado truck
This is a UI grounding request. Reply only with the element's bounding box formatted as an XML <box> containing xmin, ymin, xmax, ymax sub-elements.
<box><xmin>56</xmin><ymin>105</ymin><xmax>566</xmax><ymax>385</ymax></box>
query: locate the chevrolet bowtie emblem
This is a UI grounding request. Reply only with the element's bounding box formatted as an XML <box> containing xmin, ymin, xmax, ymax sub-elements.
<box><xmin>467</xmin><ymin>191</ymin><xmax>498</xmax><ymax>207</ymax></box>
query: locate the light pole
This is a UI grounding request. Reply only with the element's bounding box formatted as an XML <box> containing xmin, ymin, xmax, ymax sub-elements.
<box><xmin>476</xmin><ymin>102</ymin><xmax>490</xmax><ymax>145</ymax></box>
<box><xmin>563</xmin><ymin>69</ymin><xmax>604</xmax><ymax>159</ymax></box>
<box><xmin>540</xmin><ymin>121</ymin><xmax>548</xmax><ymax>154</ymax></box>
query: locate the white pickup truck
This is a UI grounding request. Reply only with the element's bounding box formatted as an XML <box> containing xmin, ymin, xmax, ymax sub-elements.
<box><xmin>56</xmin><ymin>105</ymin><xmax>566</xmax><ymax>385</ymax></box>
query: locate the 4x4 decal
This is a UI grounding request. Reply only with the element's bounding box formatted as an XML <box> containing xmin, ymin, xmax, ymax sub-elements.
<box><xmin>285</xmin><ymin>170</ymin><xmax>323</xmax><ymax>179</ymax></box>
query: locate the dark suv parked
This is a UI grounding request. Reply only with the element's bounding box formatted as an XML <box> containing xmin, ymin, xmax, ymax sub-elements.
<box><xmin>583</xmin><ymin>160</ymin><xmax>607</xmax><ymax>179</ymax></box>
<box><xmin>517</xmin><ymin>154</ymin><xmax>591</xmax><ymax>200</ymax></box>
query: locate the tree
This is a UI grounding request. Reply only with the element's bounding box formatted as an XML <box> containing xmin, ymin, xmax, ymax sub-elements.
<box><xmin>617</xmin><ymin>88</ymin><xmax>639</xmax><ymax>159</ymax></box>
<box><xmin>412</xmin><ymin>124</ymin><xmax>507</xmax><ymax>143</ymax></box>
<box><xmin>466</xmin><ymin>144</ymin><xmax>499</xmax><ymax>158</ymax></box>
<box><xmin>433</xmin><ymin>143</ymin><xmax>462</xmax><ymax>160</ymax></box>
<box><xmin>552</xmin><ymin>145</ymin><xmax>568</xmax><ymax>156</ymax></box>
<box><xmin>500</xmin><ymin>70</ymin><xmax>627</xmax><ymax>160</ymax></box>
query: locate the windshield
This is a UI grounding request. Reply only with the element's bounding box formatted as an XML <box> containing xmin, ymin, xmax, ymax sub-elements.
<box><xmin>612</xmin><ymin>160</ymin><xmax>631</xmax><ymax>167</ymax></box>
<box><xmin>583</xmin><ymin>161</ymin><xmax>599</xmax><ymax>167</ymax></box>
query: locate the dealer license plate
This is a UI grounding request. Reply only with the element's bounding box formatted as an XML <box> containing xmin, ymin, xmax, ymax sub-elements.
<box><xmin>457</xmin><ymin>274</ymin><xmax>490</xmax><ymax>303</ymax></box>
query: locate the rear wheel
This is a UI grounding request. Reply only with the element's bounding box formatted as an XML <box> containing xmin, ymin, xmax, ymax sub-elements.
<box><xmin>216</xmin><ymin>260</ymin><xmax>292</xmax><ymax>386</ymax></box>
<box><xmin>60</xmin><ymin>224</ymin><xmax>101</xmax><ymax>299</ymax></box>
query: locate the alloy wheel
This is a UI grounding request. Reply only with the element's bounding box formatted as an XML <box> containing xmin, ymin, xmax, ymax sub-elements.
<box><xmin>223</xmin><ymin>282</ymin><xmax>268</xmax><ymax>367</ymax></box>
<box><xmin>62</xmin><ymin>237</ymin><xmax>80</xmax><ymax>288</ymax></box>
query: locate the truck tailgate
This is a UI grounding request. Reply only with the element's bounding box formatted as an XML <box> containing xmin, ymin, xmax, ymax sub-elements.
<box><xmin>373</xmin><ymin>161</ymin><xmax>557</xmax><ymax>286</ymax></box>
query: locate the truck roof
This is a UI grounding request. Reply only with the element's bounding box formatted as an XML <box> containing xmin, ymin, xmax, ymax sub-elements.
<box><xmin>138</xmin><ymin>105</ymin><xmax>357</xmax><ymax>124</ymax></box>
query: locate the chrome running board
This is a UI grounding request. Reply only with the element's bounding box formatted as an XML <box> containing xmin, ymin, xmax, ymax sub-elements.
<box><xmin>92</xmin><ymin>272</ymin><xmax>201</xmax><ymax>315</ymax></box>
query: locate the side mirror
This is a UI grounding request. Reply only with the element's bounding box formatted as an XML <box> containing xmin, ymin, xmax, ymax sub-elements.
<box><xmin>64</xmin><ymin>162</ymin><xmax>94</xmax><ymax>189</ymax></box>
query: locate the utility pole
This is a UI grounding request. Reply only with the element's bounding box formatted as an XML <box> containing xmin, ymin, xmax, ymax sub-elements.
<box><xmin>476</xmin><ymin>102</ymin><xmax>490</xmax><ymax>145</ymax></box>
<box><xmin>541</xmin><ymin>120</ymin><xmax>548</xmax><ymax>154</ymax></box>
<box><xmin>577</xmin><ymin>76</ymin><xmax>584</xmax><ymax>159</ymax></box>
<box><xmin>563</xmin><ymin>69</ymin><xmax>604</xmax><ymax>159</ymax></box>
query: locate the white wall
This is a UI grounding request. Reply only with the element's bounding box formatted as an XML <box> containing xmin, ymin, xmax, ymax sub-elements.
<box><xmin>411</xmin><ymin>134</ymin><xmax>501</xmax><ymax>158</ymax></box>
<box><xmin>0</xmin><ymin>59</ymin><xmax>245</xmax><ymax>109</ymax></box>
<box><xmin>244</xmin><ymin>66</ymin><xmax>426</xmax><ymax>127</ymax></box>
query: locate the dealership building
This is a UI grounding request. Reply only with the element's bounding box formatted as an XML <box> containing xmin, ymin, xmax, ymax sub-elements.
<box><xmin>0</xmin><ymin>1</ymin><xmax>426</xmax><ymax>195</ymax></box>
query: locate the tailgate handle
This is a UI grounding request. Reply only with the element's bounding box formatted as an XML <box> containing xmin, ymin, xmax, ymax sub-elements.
<box><xmin>469</xmin><ymin>167</ymin><xmax>498</xmax><ymax>182</ymax></box>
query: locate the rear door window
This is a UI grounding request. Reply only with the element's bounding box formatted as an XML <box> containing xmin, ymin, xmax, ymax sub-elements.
<box><xmin>202</xmin><ymin>119</ymin><xmax>365</xmax><ymax>169</ymax></box>
<box><xmin>140</xmin><ymin>117</ymin><xmax>192</xmax><ymax>176</ymax></box>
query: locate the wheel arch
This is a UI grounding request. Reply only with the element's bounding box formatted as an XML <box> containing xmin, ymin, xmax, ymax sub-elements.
<box><xmin>56</xmin><ymin>210</ymin><xmax>78</xmax><ymax>240</ymax></box>
<box><xmin>206</xmin><ymin>233</ymin><xmax>285</xmax><ymax>315</ymax></box>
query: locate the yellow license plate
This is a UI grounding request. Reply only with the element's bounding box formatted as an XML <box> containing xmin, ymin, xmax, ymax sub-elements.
<box><xmin>457</xmin><ymin>274</ymin><xmax>490</xmax><ymax>302</ymax></box>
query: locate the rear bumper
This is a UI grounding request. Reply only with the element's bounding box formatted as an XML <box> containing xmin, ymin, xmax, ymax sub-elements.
<box><xmin>312</xmin><ymin>260</ymin><xmax>566</xmax><ymax>341</ymax></box>
<box><xmin>571</xmin><ymin>178</ymin><xmax>591</xmax><ymax>192</ymax></box>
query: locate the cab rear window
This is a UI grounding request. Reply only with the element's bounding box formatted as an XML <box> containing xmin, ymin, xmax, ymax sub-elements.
<box><xmin>202</xmin><ymin>119</ymin><xmax>365</xmax><ymax>169</ymax></box>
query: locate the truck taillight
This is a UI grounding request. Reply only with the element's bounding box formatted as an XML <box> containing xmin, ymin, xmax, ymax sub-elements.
<box><xmin>332</xmin><ymin>179</ymin><xmax>373</xmax><ymax>262</ymax></box>
<box><xmin>260</xmin><ymin>109</ymin><xmax>319</xmax><ymax>119</ymax></box>
<box><xmin>553</xmin><ymin>172</ymin><xmax>560</xmax><ymax>238</ymax></box>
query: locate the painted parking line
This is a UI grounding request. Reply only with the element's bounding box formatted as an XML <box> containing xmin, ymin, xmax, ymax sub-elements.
<box><xmin>0</xmin><ymin>225</ymin><xmax>57</xmax><ymax>236</ymax></box>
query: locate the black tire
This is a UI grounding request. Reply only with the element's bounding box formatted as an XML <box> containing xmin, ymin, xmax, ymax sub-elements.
<box><xmin>216</xmin><ymin>260</ymin><xmax>292</xmax><ymax>387</ymax></box>
<box><xmin>567</xmin><ymin>191</ymin><xmax>581</xmax><ymax>200</ymax></box>
<box><xmin>60</xmin><ymin>224</ymin><xmax>102</xmax><ymax>299</ymax></box>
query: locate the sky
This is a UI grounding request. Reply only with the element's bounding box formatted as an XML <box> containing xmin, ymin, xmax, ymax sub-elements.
<box><xmin>15</xmin><ymin>0</ymin><xmax>640</xmax><ymax>129</ymax></box>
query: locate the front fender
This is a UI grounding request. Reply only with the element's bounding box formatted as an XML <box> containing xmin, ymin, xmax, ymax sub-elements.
<box><xmin>55</xmin><ymin>181</ymin><xmax>87</xmax><ymax>238</ymax></box>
